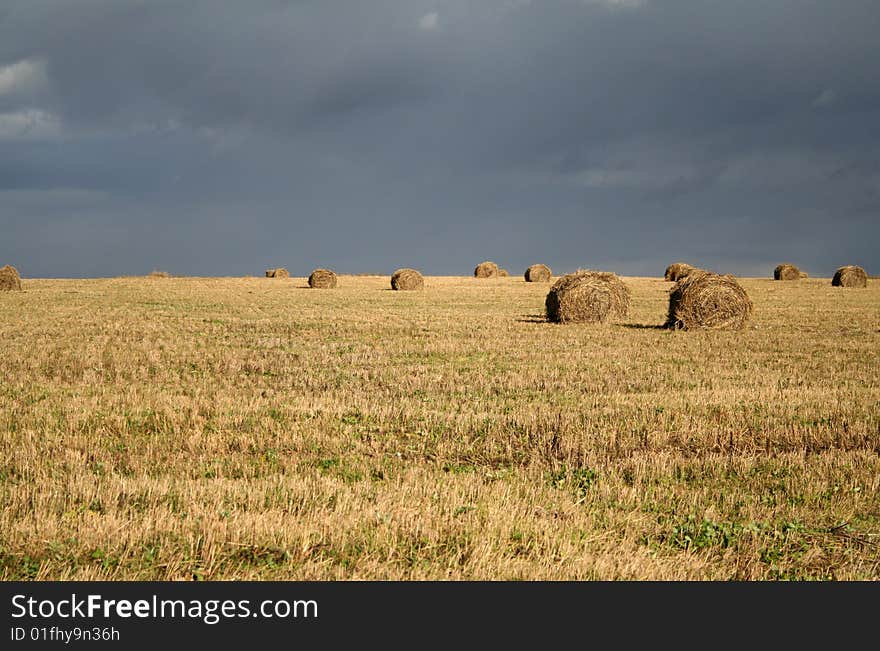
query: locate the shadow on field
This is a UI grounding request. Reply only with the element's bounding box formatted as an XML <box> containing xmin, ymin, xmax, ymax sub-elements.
<box><xmin>516</xmin><ymin>314</ymin><xmax>548</xmax><ymax>323</ymax></box>
<box><xmin>620</xmin><ymin>323</ymin><xmax>666</xmax><ymax>330</ymax></box>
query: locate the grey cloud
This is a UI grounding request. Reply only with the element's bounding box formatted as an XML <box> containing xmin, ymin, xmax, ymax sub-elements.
<box><xmin>0</xmin><ymin>0</ymin><xmax>878</xmax><ymax>278</ymax></box>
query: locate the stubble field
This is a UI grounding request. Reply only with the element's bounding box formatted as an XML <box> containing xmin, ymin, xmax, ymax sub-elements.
<box><xmin>1</xmin><ymin>274</ymin><xmax>878</xmax><ymax>579</ymax></box>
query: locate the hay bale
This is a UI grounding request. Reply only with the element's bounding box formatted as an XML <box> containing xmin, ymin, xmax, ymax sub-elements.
<box><xmin>545</xmin><ymin>270</ymin><xmax>630</xmax><ymax>324</ymax></box>
<box><xmin>665</xmin><ymin>271</ymin><xmax>753</xmax><ymax>330</ymax></box>
<box><xmin>474</xmin><ymin>261</ymin><xmax>499</xmax><ymax>278</ymax></box>
<box><xmin>308</xmin><ymin>268</ymin><xmax>337</xmax><ymax>289</ymax></box>
<box><xmin>774</xmin><ymin>263</ymin><xmax>802</xmax><ymax>280</ymax></box>
<box><xmin>265</xmin><ymin>268</ymin><xmax>290</xmax><ymax>278</ymax></box>
<box><xmin>0</xmin><ymin>265</ymin><xmax>22</xmax><ymax>291</ymax></box>
<box><xmin>391</xmin><ymin>268</ymin><xmax>424</xmax><ymax>291</ymax></box>
<box><xmin>832</xmin><ymin>265</ymin><xmax>867</xmax><ymax>288</ymax></box>
<box><xmin>525</xmin><ymin>263</ymin><xmax>552</xmax><ymax>282</ymax></box>
<box><xmin>498</xmin><ymin>268</ymin><xmax>510</xmax><ymax>277</ymax></box>
<box><xmin>148</xmin><ymin>270</ymin><xmax>171</xmax><ymax>278</ymax></box>
<box><xmin>664</xmin><ymin>262</ymin><xmax>696</xmax><ymax>282</ymax></box>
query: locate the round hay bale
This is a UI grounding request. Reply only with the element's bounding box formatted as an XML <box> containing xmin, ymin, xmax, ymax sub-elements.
<box><xmin>545</xmin><ymin>270</ymin><xmax>630</xmax><ymax>324</ymax></box>
<box><xmin>525</xmin><ymin>263</ymin><xmax>552</xmax><ymax>282</ymax></box>
<box><xmin>498</xmin><ymin>268</ymin><xmax>510</xmax><ymax>277</ymax></box>
<box><xmin>474</xmin><ymin>261</ymin><xmax>499</xmax><ymax>278</ymax></box>
<box><xmin>265</xmin><ymin>268</ymin><xmax>290</xmax><ymax>278</ymax></box>
<box><xmin>832</xmin><ymin>265</ymin><xmax>867</xmax><ymax>288</ymax></box>
<box><xmin>664</xmin><ymin>262</ymin><xmax>696</xmax><ymax>282</ymax></box>
<box><xmin>391</xmin><ymin>268</ymin><xmax>424</xmax><ymax>291</ymax></box>
<box><xmin>308</xmin><ymin>268</ymin><xmax>337</xmax><ymax>289</ymax></box>
<box><xmin>774</xmin><ymin>263</ymin><xmax>802</xmax><ymax>280</ymax></box>
<box><xmin>0</xmin><ymin>265</ymin><xmax>22</xmax><ymax>291</ymax></box>
<box><xmin>665</xmin><ymin>271</ymin><xmax>753</xmax><ymax>330</ymax></box>
<box><xmin>148</xmin><ymin>270</ymin><xmax>171</xmax><ymax>278</ymax></box>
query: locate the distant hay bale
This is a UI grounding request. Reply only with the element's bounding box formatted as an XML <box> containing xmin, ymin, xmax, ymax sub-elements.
<box><xmin>391</xmin><ymin>268</ymin><xmax>424</xmax><ymax>291</ymax></box>
<box><xmin>545</xmin><ymin>270</ymin><xmax>630</xmax><ymax>324</ymax></box>
<box><xmin>664</xmin><ymin>262</ymin><xmax>696</xmax><ymax>282</ymax></box>
<box><xmin>525</xmin><ymin>263</ymin><xmax>552</xmax><ymax>282</ymax></box>
<box><xmin>308</xmin><ymin>268</ymin><xmax>337</xmax><ymax>289</ymax></box>
<box><xmin>832</xmin><ymin>265</ymin><xmax>867</xmax><ymax>288</ymax></box>
<box><xmin>498</xmin><ymin>268</ymin><xmax>510</xmax><ymax>277</ymax></box>
<box><xmin>774</xmin><ymin>263</ymin><xmax>802</xmax><ymax>281</ymax></box>
<box><xmin>265</xmin><ymin>268</ymin><xmax>290</xmax><ymax>278</ymax></box>
<box><xmin>148</xmin><ymin>270</ymin><xmax>171</xmax><ymax>278</ymax></box>
<box><xmin>665</xmin><ymin>271</ymin><xmax>753</xmax><ymax>330</ymax></box>
<box><xmin>474</xmin><ymin>261</ymin><xmax>499</xmax><ymax>278</ymax></box>
<box><xmin>0</xmin><ymin>265</ymin><xmax>22</xmax><ymax>291</ymax></box>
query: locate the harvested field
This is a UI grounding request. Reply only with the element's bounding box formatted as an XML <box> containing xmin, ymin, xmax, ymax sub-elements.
<box><xmin>1</xmin><ymin>275</ymin><xmax>878</xmax><ymax>580</ymax></box>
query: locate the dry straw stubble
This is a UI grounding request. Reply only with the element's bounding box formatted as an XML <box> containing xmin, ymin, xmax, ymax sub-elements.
<box><xmin>545</xmin><ymin>270</ymin><xmax>630</xmax><ymax>324</ymax></box>
<box><xmin>3</xmin><ymin>275</ymin><xmax>880</xmax><ymax>581</ymax></box>
<box><xmin>665</xmin><ymin>271</ymin><xmax>753</xmax><ymax>330</ymax></box>
<box><xmin>831</xmin><ymin>265</ymin><xmax>868</xmax><ymax>288</ymax></box>
<box><xmin>308</xmin><ymin>268</ymin><xmax>337</xmax><ymax>289</ymax></box>
<box><xmin>391</xmin><ymin>268</ymin><xmax>424</xmax><ymax>291</ymax></box>
<box><xmin>525</xmin><ymin>264</ymin><xmax>552</xmax><ymax>282</ymax></box>
<box><xmin>474</xmin><ymin>261</ymin><xmax>499</xmax><ymax>278</ymax></box>
<box><xmin>0</xmin><ymin>265</ymin><xmax>22</xmax><ymax>291</ymax></box>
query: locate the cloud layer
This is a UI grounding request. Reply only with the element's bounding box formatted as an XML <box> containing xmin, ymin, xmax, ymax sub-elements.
<box><xmin>1</xmin><ymin>0</ymin><xmax>878</xmax><ymax>277</ymax></box>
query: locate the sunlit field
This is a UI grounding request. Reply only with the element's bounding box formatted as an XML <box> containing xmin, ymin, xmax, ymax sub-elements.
<box><xmin>1</xmin><ymin>274</ymin><xmax>878</xmax><ymax>579</ymax></box>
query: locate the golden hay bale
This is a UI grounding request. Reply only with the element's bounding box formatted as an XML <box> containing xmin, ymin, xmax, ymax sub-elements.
<box><xmin>391</xmin><ymin>268</ymin><xmax>424</xmax><ymax>291</ymax></box>
<box><xmin>525</xmin><ymin>263</ymin><xmax>552</xmax><ymax>282</ymax></box>
<box><xmin>265</xmin><ymin>268</ymin><xmax>290</xmax><ymax>278</ymax></box>
<box><xmin>498</xmin><ymin>268</ymin><xmax>510</xmax><ymax>277</ymax></box>
<box><xmin>308</xmin><ymin>268</ymin><xmax>337</xmax><ymax>289</ymax></box>
<box><xmin>664</xmin><ymin>262</ymin><xmax>696</xmax><ymax>281</ymax></box>
<box><xmin>665</xmin><ymin>271</ymin><xmax>753</xmax><ymax>330</ymax></box>
<box><xmin>545</xmin><ymin>270</ymin><xmax>630</xmax><ymax>324</ymax></box>
<box><xmin>148</xmin><ymin>270</ymin><xmax>171</xmax><ymax>278</ymax></box>
<box><xmin>831</xmin><ymin>265</ymin><xmax>867</xmax><ymax>288</ymax></box>
<box><xmin>774</xmin><ymin>263</ymin><xmax>802</xmax><ymax>280</ymax></box>
<box><xmin>0</xmin><ymin>265</ymin><xmax>22</xmax><ymax>291</ymax></box>
<box><xmin>474</xmin><ymin>261</ymin><xmax>499</xmax><ymax>278</ymax></box>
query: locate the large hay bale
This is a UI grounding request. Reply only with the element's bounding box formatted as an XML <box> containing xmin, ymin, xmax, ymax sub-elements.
<box><xmin>664</xmin><ymin>262</ymin><xmax>696</xmax><ymax>282</ymax></box>
<box><xmin>774</xmin><ymin>263</ymin><xmax>802</xmax><ymax>281</ymax></box>
<box><xmin>525</xmin><ymin>263</ymin><xmax>552</xmax><ymax>282</ymax></box>
<box><xmin>545</xmin><ymin>270</ymin><xmax>630</xmax><ymax>324</ymax></box>
<box><xmin>265</xmin><ymin>268</ymin><xmax>290</xmax><ymax>278</ymax></box>
<box><xmin>148</xmin><ymin>270</ymin><xmax>171</xmax><ymax>278</ymax></box>
<box><xmin>474</xmin><ymin>261</ymin><xmax>499</xmax><ymax>278</ymax></box>
<box><xmin>665</xmin><ymin>271</ymin><xmax>753</xmax><ymax>330</ymax></box>
<box><xmin>308</xmin><ymin>268</ymin><xmax>337</xmax><ymax>289</ymax></box>
<box><xmin>831</xmin><ymin>265</ymin><xmax>867</xmax><ymax>288</ymax></box>
<box><xmin>498</xmin><ymin>268</ymin><xmax>510</xmax><ymax>277</ymax></box>
<box><xmin>0</xmin><ymin>265</ymin><xmax>22</xmax><ymax>291</ymax></box>
<box><xmin>391</xmin><ymin>268</ymin><xmax>424</xmax><ymax>291</ymax></box>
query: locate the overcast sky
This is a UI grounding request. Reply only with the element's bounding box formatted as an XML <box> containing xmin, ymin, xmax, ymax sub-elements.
<box><xmin>1</xmin><ymin>0</ymin><xmax>878</xmax><ymax>278</ymax></box>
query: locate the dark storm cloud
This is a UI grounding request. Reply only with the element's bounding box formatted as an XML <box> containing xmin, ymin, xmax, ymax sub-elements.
<box><xmin>0</xmin><ymin>0</ymin><xmax>878</xmax><ymax>277</ymax></box>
